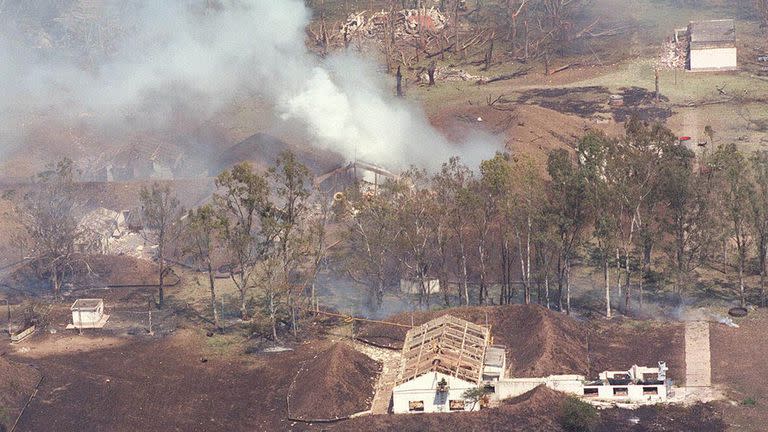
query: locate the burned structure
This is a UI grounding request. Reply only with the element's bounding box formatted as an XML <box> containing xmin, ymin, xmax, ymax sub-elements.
<box><xmin>315</xmin><ymin>160</ymin><xmax>396</xmax><ymax>198</ymax></box>
<box><xmin>392</xmin><ymin>315</ymin><xmax>505</xmax><ymax>414</ymax></box>
<box><xmin>391</xmin><ymin>315</ymin><xmax>673</xmax><ymax>415</ymax></box>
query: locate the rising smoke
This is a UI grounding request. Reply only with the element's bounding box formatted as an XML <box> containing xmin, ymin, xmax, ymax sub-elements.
<box><xmin>0</xmin><ymin>0</ymin><xmax>499</xmax><ymax>174</ymax></box>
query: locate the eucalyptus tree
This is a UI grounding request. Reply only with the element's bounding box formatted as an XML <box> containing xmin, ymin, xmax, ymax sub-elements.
<box><xmin>140</xmin><ymin>182</ymin><xmax>181</xmax><ymax>309</ymax></box>
<box><xmin>711</xmin><ymin>144</ymin><xmax>754</xmax><ymax>307</ymax></box>
<box><xmin>15</xmin><ymin>159</ymin><xmax>82</xmax><ymax>298</ymax></box>
<box><xmin>607</xmin><ymin>119</ymin><xmax>676</xmax><ymax>311</ymax></box>
<box><xmin>214</xmin><ymin>162</ymin><xmax>274</xmax><ymax>320</ymax></box>
<box><xmin>185</xmin><ymin>204</ymin><xmax>222</xmax><ymax>329</ymax></box>
<box><xmin>546</xmin><ymin>149</ymin><xmax>589</xmax><ymax>314</ymax></box>
<box><xmin>578</xmin><ymin>131</ymin><xmax>617</xmax><ymax>318</ymax></box>
<box><xmin>433</xmin><ymin>157</ymin><xmax>474</xmax><ymax>306</ymax></box>
<box><xmin>750</xmin><ymin>151</ymin><xmax>768</xmax><ymax>307</ymax></box>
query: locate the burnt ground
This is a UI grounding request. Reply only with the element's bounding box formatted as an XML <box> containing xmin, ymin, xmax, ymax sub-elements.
<box><xmin>515</xmin><ymin>86</ymin><xmax>672</xmax><ymax>123</ymax></box>
<box><xmin>355</xmin><ymin>304</ymin><xmax>685</xmax><ymax>382</ymax></box>
<box><xmin>9</xmin><ymin>330</ymin><xmax>349</xmax><ymax>432</ymax></box>
<box><xmin>711</xmin><ymin>309</ymin><xmax>768</xmax><ymax>432</ymax></box>
<box><xmin>0</xmin><ymin>301</ymin><xmax>727</xmax><ymax>432</ymax></box>
<box><xmin>0</xmin><ymin>356</ymin><xmax>40</xmax><ymax>430</ymax></box>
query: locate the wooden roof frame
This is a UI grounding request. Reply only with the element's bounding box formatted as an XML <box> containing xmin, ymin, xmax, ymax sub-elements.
<box><xmin>396</xmin><ymin>315</ymin><xmax>490</xmax><ymax>386</ymax></box>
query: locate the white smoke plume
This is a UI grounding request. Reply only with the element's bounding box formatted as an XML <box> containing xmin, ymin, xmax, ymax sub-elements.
<box><xmin>0</xmin><ymin>0</ymin><xmax>499</xmax><ymax>173</ymax></box>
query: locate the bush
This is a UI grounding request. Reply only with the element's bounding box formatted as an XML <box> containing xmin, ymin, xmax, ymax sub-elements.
<box><xmin>559</xmin><ymin>397</ymin><xmax>599</xmax><ymax>432</ymax></box>
<box><xmin>742</xmin><ymin>397</ymin><xmax>758</xmax><ymax>406</ymax></box>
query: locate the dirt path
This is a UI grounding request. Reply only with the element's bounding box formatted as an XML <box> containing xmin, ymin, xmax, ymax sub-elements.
<box><xmin>685</xmin><ymin>321</ymin><xmax>711</xmax><ymax>387</ymax></box>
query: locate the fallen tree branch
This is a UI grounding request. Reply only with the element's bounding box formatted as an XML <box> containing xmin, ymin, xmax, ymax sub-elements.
<box><xmin>477</xmin><ymin>67</ymin><xmax>533</xmax><ymax>84</ymax></box>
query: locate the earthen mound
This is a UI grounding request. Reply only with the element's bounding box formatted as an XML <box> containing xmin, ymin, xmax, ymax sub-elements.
<box><xmin>287</xmin><ymin>341</ymin><xmax>380</xmax><ymax>421</ymax></box>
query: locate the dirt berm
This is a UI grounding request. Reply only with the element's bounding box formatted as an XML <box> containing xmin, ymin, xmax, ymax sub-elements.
<box><xmin>287</xmin><ymin>341</ymin><xmax>380</xmax><ymax>421</ymax></box>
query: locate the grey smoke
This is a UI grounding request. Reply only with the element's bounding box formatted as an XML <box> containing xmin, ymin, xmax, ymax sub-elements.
<box><xmin>0</xmin><ymin>0</ymin><xmax>499</xmax><ymax>172</ymax></box>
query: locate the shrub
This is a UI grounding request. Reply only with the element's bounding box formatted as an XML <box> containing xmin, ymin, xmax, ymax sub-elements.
<box><xmin>559</xmin><ymin>397</ymin><xmax>599</xmax><ymax>432</ymax></box>
<box><xmin>742</xmin><ymin>397</ymin><xmax>758</xmax><ymax>406</ymax></box>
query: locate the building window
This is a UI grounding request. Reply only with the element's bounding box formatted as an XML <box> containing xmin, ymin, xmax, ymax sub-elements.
<box><xmin>613</xmin><ymin>387</ymin><xmax>629</xmax><ymax>396</ymax></box>
<box><xmin>409</xmin><ymin>401</ymin><xmax>425</xmax><ymax>412</ymax></box>
<box><xmin>449</xmin><ymin>400</ymin><xmax>465</xmax><ymax>411</ymax></box>
<box><xmin>483</xmin><ymin>384</ymin><xmax>496</xmax><ymax>394</ymax></box>
<box><xmin>643</xmin><ymin>386</ymin><xmax>659</xmax><ymax>395</ymax></box>
<box><xmin>583</xmin><ymin>388</ymin><xmax>599</xmax><ymax>397</ymax></box>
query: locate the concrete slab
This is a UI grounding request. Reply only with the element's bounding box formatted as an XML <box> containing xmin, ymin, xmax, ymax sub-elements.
<box><xmin>685</xmin><ymin>321</ymin><xmax>711</xmax><ymax>387</ymax></box>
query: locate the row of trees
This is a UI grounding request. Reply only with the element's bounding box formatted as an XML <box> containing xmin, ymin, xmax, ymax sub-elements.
<box><xmin>344</xmin><ymin>119</ymin><xmax>768</xmax><ymax>317</ymax></box>
<box><xmin>15</xmin><ymin>122</ymin><xmax>768</xmax><ymax>336</ymax></box>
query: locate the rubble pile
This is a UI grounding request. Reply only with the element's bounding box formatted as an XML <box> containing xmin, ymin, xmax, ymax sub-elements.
<box><xmin>659</xmin><ymin>39</ymin><xmax>686</xmax><ymax>70</ymax></box>
<box><xmin>417</xmin><ymin>66</ymin><xmax>487</xmax><ymax>84</ymax></box>
<box><xmin>340</xmin><ymin>8</ymin><xmax>449</xmax><ymax>40</ymax></box>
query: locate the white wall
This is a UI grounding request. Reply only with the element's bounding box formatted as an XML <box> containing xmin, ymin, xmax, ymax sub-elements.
<box><xmin>71</xmin><ymin>304</ymin><xmax>104</xmax><ymax>326</ymax></box>
<box><xmin>392</xmin><ymin>372</ymin><xmax>479</xmax><ymax>414</ymax></box>
<box><xmin>583</xmin><ymin>383</ymin><xmax>668</xmax><ymax>402</ymax></box>
<box><xmin>495</xmin><ymin>375</ymin><xmax>584</xmax><ymax>400</ymax></box>
<box><xmin>690</xmin><ymin>47</ymin><xmax>737</xmax><ymax>70</ymax></box>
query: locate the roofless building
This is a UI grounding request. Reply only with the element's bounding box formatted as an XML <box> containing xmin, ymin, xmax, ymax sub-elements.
<box><xmin>391</xmin><ymin>315</ymin><xmax>506</xmax><ymax>414</ymax></box>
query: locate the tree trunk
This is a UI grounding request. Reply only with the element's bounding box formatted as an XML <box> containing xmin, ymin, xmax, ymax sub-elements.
<box><xmin>396</xmin><ymin>66</ymin><xmax>403</xmax><ymax>97</ymax></box>
<box><xmin>624</xmin><ymin>252</ymin><xmax>631</xmax><ymax>313</ymax></box>
<box><xmin>206</xmin><ymin>258</ymin><xmax>220</xmax><ymax>329</ymax></box>
<box><xmin>739</xmin><ymin>248</ymin><xmax>746</xmax><ymax>307</ymax></box>
<box><xmin>478</xmin><ymin>240</ymin><xmax>487</xmax><ymax>305</ymax></box>
<box><xmin>565</xmin><ymin>260</ymin><xmax>571</xmax><ymax>315</ymax></box>
<box><xmin>605</xmin><ymin>258</ymin><xmax>611</xmax><ymax>318</ymax></box>
<box><xmin>269</xmin><ymin>291</ymin><xmax>278</xmax><ymax>341</ymax></box>
<box><xmin>615</xmin><ymin>248</ymin><xmax>622</xmax><ymax>300</ymax></box>
<box><xmin>525</xmin><ymin>218</ymin><xmax>531</xmax><ymax>304</ymax></box>
<box><xmin>460</xmin><ymin>236</ymin><xmax>469</xmax><ymax>305</ymax></box>
<box><xmin>427</xmin><ymin>60</ymin><xmax>436</xmax><ymax>86</ymax></box>
<box><xmin>761</xmin><ymin>237</ymin><xmax>766</xmax><ymax>307</ymax></box>
<box><xmin>158</xmin><ymin>258</ymin><xmax>165</xmax><ymax>309</ymax></box>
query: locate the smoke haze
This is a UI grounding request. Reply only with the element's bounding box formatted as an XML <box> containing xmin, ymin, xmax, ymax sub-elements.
<box><xmin>0</xmin><ymin>0</ymin><xmax>499</xmax><ymax>174</ymax></box>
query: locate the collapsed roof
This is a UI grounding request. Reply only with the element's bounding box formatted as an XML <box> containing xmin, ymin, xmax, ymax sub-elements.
<box><xmin>396</xmin><ymin>315</ymin><xmax>490</xmax><ymax>385</ymax></box>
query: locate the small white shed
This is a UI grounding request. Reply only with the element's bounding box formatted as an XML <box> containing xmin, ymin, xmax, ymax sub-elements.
<box><xmin>688</xmin><ymin>19</ymin><xmax>737</xmax><ymax>71</ymax></box>
<box><xmin>68</xmin><ymin>299</ymin><xmax>110</xmax><ymax>329</ymax></box>
<box><xmin>400</xmin><ymin>278</ymin><xmax>441</xmax><ymax>295</ymax></box>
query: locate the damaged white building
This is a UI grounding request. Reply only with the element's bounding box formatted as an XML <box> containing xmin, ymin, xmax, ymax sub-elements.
<box><xmin>392</xmin><ymin>315</ymin><xmax>672</xmax><ymax>415</ymax></box>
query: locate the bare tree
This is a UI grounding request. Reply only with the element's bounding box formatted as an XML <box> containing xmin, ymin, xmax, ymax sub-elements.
<box><xmin>140</xmin><ymin>183</ymin><xmax>180</xmax><ymax>309</ymax></box>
